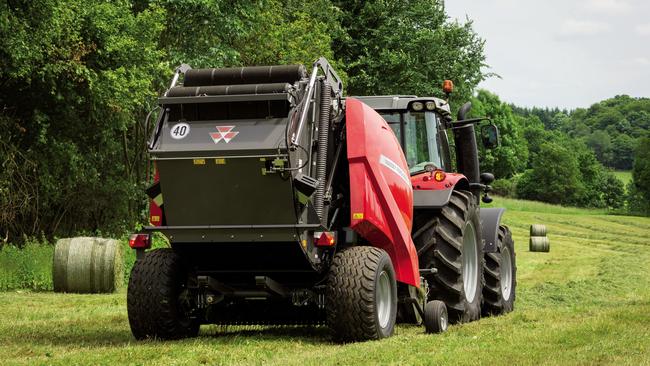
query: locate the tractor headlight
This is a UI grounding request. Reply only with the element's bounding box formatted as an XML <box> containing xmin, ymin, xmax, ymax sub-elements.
<box><xmin>425</xmin><ymin>101</ymin><xmax>436</xmax><ymax>111</ymax></box>
<box><xmin>412</xmin><ymin>102</ymin><xmax>424</xmax><ymax>111</ymax></box>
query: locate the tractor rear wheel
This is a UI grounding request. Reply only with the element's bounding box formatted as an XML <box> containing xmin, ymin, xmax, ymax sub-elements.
<box><xmin>412</xmin><ymin>190</ymin><xmax>484</xmax><ymax>323</ymax></box>
<box><xmin>482</xmin><ymin>225</ymin><xmax>517</xmax><ymax>315</ymax></box>
<box><xmin>326</xmin><ymin>246</ymin><xmax>397</xmax><ymax>342</ymax></box>
<box><xmin>127</xmin><ymin>248</ymin><xmax>200</xmax><ymax>340</ymax></box>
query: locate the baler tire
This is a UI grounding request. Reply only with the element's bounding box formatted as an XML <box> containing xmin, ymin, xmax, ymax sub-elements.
<box><xmin>423</xmin><ymin>300</ymin><xmax>448</xmax><ymax>334</ymax></box>
<box><xmin>412</xmin><ymin>190</ymin><xmax>484</xmax><ymax>323</ymax></box>
<box><xmin>326</xmin><ymin>246</ymin><xmax>397</xmax><ymax>342</ymax></box>
<box><xmin>127</xmin><ymin>248</ymin><xmax>199</xmax><ymax>340</ymax></box>
<box><xmin>482</xmin><ymin>225</ymin><xmax>517</xmax><ymax>316</ymax></box>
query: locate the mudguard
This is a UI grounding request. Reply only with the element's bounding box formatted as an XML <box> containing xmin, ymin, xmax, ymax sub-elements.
<box><xmin>345</xmin><ymin>98</ymin><xmax>420</xmax><ymax>287</ymax></box>
<box><xmin>412</xmin><ymin>189</ymin><xmax>453</xmax><ymax>209</ymax></box>
<box><xmin>480</xmin><ymin>208</ymin><xmax>506</xmax><ymax>253</ymax></box>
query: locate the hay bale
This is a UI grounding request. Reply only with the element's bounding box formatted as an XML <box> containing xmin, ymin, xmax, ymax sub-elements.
<box><xmin>530</xmin><ymin>224</ymin><xmax>547</xmax><ymax>237</ymax></box>
<box><xmin>53</xmin><ymin>237</ymin><xmax>123</xmax><ymax>293</ymax></box>
<box><xmin>529</xmin><ymin>236</ymin><xmax>550</xmax><ymax>252</ymax></box>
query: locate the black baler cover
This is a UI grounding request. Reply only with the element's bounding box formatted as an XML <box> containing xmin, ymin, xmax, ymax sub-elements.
<box><xmin>166</xmin><ymin>83</ymin><xmax>291</xmax><ymax>97</ymax></box>
<box><xmin>184</xmin><ymin>65</ymin><xmax>307</xmax><ymax>87</ymax></box>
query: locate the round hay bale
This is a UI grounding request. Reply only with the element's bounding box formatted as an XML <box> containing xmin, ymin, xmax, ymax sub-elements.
<box><xmin>53</xmin><ymin>237</ymin><xmax>123</xmax><ymax>293</ymax></box>
<box><xmin>529</xmin><ymin>236</ymin><xmax>550</xmax><ymax>252</ymax></box>
<box><xmin>530</xmin><ymin>224</ymin><xmax>547</xmax><ymax>237</ymax></box>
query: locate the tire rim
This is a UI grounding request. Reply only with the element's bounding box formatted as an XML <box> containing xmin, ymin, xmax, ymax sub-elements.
<box><xmin>440</xmin><ymin>310</ymin><xmax>448</xmax><ymax>331</ymax></box>
<box><xmin>500</xmin><ymin>245</ymin><xmax>513</xmax><ymax>301</ymax></box>
<box><xmin>462</xmin><ymin>222</ymin><xmax>478</xmax><ymax>303</ymax></box>
<box><xmin>377</xmin><ymin>270</ymin><xmax>392</xmax><ymax>328</ymax></box>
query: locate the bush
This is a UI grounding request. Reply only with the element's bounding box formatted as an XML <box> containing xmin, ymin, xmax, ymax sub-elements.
<box><xmin>516</xmin><ymin>143</ymin><xmax>584</xmax><ymax>205</ymax></box>
<box><xmin>491</xmin><ymin>178</ymin><xmax>517</xmax><ymax>197</ymax></box>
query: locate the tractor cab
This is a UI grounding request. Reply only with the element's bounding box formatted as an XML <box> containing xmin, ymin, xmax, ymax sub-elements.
<box><xmin>351</xmin><ymin>96</ymin><xmax>454</xmax><ymax>174</ymax></box>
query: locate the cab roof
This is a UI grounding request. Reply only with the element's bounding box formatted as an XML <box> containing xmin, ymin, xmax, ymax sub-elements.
<box><xmin>351</xmin><ymin>95</ymin><xmax>451</xmax><ymax>114</ymax></box>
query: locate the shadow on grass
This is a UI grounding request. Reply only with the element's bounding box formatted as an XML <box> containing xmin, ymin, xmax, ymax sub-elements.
<box><xmin>201</xmin><ymin>324</ymin><xmax>332</xmax><ymax>344</ymax></box>
<box><xmin>2</xmin><ymin>323</ymin><xmax>333</xmax><ymax>348</ymax></box>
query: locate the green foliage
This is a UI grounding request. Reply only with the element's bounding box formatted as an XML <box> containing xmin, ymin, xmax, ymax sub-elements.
<box><xmin>516</xmin><ymin>143</ymin><xmax>585</xmax><ymax>205</ymax></box>
<box><xmin>490</xmin><ymin>177</ymin><xmax>517</xmax><ymax>197</ymax></box>
<box><xmin>333</xmin><ymin>0</ymin><xmax>486</xmax><ymax>103</ymax></box>
<box><xmin>629</xmin><ymin>138</ymin><xmax>650</xmax><ymax>215</ymax></box>
<box><xmin>1</xmin><ymin>0</ymin><xmax>166</xmax><ymax>240</ymax></box>
<box><xmin>0</xmin><ymin>240</ymin><xmax>53</xmax><ymax>291</ymax></box>
<box><xmin>601</xmin><ymin>173</ymin><xmax>625</xmax><ymax>209</ymax></box>
<box><xmin>470</xmin><ymin>90</ymin><xmax>528</xmax><ymax>178</ymax></box>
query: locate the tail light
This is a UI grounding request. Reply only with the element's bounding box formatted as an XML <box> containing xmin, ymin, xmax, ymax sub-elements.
<box><xmin>129</xmin><ymin>234</ymin><xmax>151</xmax><ymax>249</ymax></box>
<box><xmin>315</xmin><ymin>232</ymin><xmax>336</xmax><ymax>247</ymax></box>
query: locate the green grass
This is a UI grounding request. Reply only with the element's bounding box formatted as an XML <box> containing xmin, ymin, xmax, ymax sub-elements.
<box><xmin>1</xmin><ymin>199</ymin><xmax>650</xmax><ymax>365</ymax></box>
<box><xmin>613</xmin><ymin>170</ymin><xmax>633</xmax><ymax>185</ymax></box>
<box><xmin>0</xmin><ymin>241</ymin><xmax>53</xmax><ymax>291</ymax></box>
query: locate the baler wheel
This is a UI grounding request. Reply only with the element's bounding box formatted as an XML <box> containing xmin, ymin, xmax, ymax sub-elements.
<box><xmin>412</xmin><ymin>190</ymin><xmax>483</xmax><ymax>323</ymax></box>
<box><xmin>326</xmin><ymin>246</ymin><xmax>397</xmax><ymax>342</ymax></box>
<box><xmin>127</xmin><ymin>249</ymin><xmax>200</xmax><ymax>340</ymax></box>
<box><xmin>423</xmin><ymin>300</ymin><xmax>448</xmax><ymax>334</ymax></box>
<box><xmin>482</xmin><ymin>225</ymin><xmax>517</xmax><ymax>316</ymax></box>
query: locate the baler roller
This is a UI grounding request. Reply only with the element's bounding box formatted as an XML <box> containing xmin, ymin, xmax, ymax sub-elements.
<box><xmin>184</xmin><ymin>65</ymin><xmax>307</xmax><ymax>87</ymax></box>
<box><xmin>166</xmin><ymin>83</ymin><xmax>291</xmax><ymax>97</ymax></box>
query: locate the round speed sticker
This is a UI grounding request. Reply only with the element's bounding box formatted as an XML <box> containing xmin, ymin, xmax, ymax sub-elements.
<box><xmin>170</xmin><ymin>122</ymin><xmax>190</xmax><ymax>140</ymax></box>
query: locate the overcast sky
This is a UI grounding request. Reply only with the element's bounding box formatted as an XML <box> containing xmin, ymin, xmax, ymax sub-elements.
<box><xmin>445</xmin><ymin>0</ymin><xmax>650</xmax><ymax>109</ymax></box>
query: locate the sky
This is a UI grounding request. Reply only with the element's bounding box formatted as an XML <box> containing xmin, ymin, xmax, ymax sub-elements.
<box><xmin>445</xmin><ymin>0</ymin><xmax>650</xmax><ymax>109</ymax></box>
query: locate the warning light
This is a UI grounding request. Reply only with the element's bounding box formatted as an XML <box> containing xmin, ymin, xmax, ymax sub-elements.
<box><xmin>129</xmin><ymin>234</ymin><xmax>151</xmax><ymax>249</ymax></box>
<box><xmin>315</xmin><ymin>232</ymin><xmax>336</xmax><ymax>247</ymax></box>
<box><xmin>434</xmin><ymin>170</ymin><xmax>446</xmax><ymax>182</ymax></box>
<box><xmin>443</xmin><ymin>80</ymin><xmax>454</xmax><ymax>94</ymax></box>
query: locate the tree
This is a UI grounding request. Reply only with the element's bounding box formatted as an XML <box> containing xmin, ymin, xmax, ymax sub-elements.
<box><xmin>333</xmin><ymin>0</ymin><xmax>487</xmax><ymax>104</ymax></box>
<box><xmin>516</xmin><ymin>143</ymin><xmax>584</xmax><ymax>205</ymax></box>
<box><xmin>629</xmin><ymin>137</ymin><xmax>650</xmax><ymax>215</ymax></box>
<box><xmin>586</xmin><ymin>130</ymin><xmax>613</xmax><ymax>167</ymax></box>
<box><xmin>0</xmin><ymin>0</ymin><xmax>166</xmax><ymax>240</ymax></box>
<box><xmin>611</xmin><ymin>134</ymin><xmax>636</xmax><ymax>170</ymax></box>
<box><xmin>470</xmin><ymin>90</ymin><xmax>528</xmax><ymax>178</ymax></box>
<box><xmin>602</xmin><ymin>173</ymin><xmax>625</xmax><ymax>209</ymax></box>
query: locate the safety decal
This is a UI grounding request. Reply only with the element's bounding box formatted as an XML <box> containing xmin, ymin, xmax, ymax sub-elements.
<box><xmin>379</xmin><ymin>154</ymin><xmax>410</xmax><ymax>185</ymax></box>
<box><xmin>170</xmin><ymin>122</ymin><xmax>190</xmax><ymax>140</ymax></box>
<box><xmin>210</xmin><ymin>126</ymin><xmax>239</xmax><ymax>144</ymax></box>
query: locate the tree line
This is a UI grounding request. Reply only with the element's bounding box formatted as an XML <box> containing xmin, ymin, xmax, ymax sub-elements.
<box><xmin>473</xmin><ymin>91</ymin><xmax>650</xmax><ymax>215</ymax></box>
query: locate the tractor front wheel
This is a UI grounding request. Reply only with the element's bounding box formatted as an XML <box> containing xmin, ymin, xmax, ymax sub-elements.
<box><xmin>326</xmin><ymin>246</ymin><xmax>397</xmax><ymax>342</ymax></box>
<box><xmin>412</xmin><ymin>190</ymin><xmax>484</xmax><ymax>323</ymax></box>
<box><xmin>127</xmin><ymin>248</ymin><xmax>200</xmax><ymax>340</ymax></box>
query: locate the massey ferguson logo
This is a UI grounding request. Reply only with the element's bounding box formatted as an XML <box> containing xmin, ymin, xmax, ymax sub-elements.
<box><xmin>210</xmin><ymin>126</ymin><xmax>239</xmax><ymax>144</ymax></box>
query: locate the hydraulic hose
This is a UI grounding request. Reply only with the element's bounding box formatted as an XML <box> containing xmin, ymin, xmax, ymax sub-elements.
<box><xmin>314</xmin><ymin>81</ymin><xmax>332</xmax><ymax>224</ymax></box>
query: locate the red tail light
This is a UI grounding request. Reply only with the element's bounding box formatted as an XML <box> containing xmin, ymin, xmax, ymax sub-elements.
<box><xmin>129</xmin><ymin>234</ymin><xmax>151</xmax><ymax>249</ymax></box>
<box><xmin>315</xmin><ymin>232</ymin><xmax>336</xmax><ymax>247</ymax></box>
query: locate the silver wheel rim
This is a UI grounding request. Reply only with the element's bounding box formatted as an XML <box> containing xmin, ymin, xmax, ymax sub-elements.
<box><xmin>462</xmin><ymin>222</ymin><xmax>479</xmax><ymax>303</ymax></box>
<box><xmin>377</xmin><ymin>271</ymin><xmax>392</xmax><ymax>328</ymax></box>
<box><xmin>501</xmin><ymin>246</ymin><xmax>513</xmax><ymax>301</ymax></box>
<box><xmin>440</xmin><ymin>310</ymin><xmax>448</xmax><ymax>330</ymax></box>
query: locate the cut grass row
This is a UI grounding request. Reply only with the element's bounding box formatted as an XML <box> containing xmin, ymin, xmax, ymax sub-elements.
<box><xmin>0</xmin><ymin>197</ymin><xmax>649</xmax><ymax>365</ymax></box>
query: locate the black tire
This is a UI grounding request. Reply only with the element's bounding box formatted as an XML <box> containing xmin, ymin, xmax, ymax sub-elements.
<box><xmin>412</xmin><ymin>190</ymin><xmax>484</xmax><ymax>323</ymax></box>
<box><xmin>482</xmin><ymin>225</ymin><xmax>517</xmax><ymax>315</ymax></box>
<box><xmin>326</xmin><ymin>246</ymin><xmax>397</xmax><ymax>342</ymax></box>
<box><xmin>423</xmin><ymin>300</ymin><xmax>448</xmax><ymax>334</ymax></box>
<box><xmin>127</xmin><ymin>248</ymin><xmax>200</xmax><ymax>340</ymax></box>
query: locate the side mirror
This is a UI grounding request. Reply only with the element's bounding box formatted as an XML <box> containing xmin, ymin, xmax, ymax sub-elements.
<box><xmin>481</xmin><ymin>124</ymin><xmax>500</xmax><ymax>149</ymax></box>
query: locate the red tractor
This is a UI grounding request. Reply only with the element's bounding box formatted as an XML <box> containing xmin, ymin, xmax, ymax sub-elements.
<box><xmin>127</xmin><ymin>58</ymin><xmax>516</xmax><ymax>341</ymax></box>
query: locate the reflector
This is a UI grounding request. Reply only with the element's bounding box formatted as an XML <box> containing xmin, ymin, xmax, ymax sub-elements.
<box><xmin>129</xmin><ymin>234</ymin><xmax>151</xmax><ymax>249</ymax></box>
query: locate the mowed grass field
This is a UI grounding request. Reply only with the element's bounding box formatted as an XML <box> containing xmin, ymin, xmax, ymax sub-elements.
<box><xmin>1</xmin><ymin>198</ymin><xmax>650</xmax><ymax>365</ymax></box>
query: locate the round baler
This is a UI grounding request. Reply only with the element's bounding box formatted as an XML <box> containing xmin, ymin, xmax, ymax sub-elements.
<box><xmin>127</xmin><ymin>58</ymin><xmax>516</xmax><ymax>341</ymax></box>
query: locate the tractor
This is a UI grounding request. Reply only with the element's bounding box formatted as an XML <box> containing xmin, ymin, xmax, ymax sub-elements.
<box><xmin>127</xmin><ymin>58</ymin><xmax>516</xmax><ymax>341</ymax></box>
